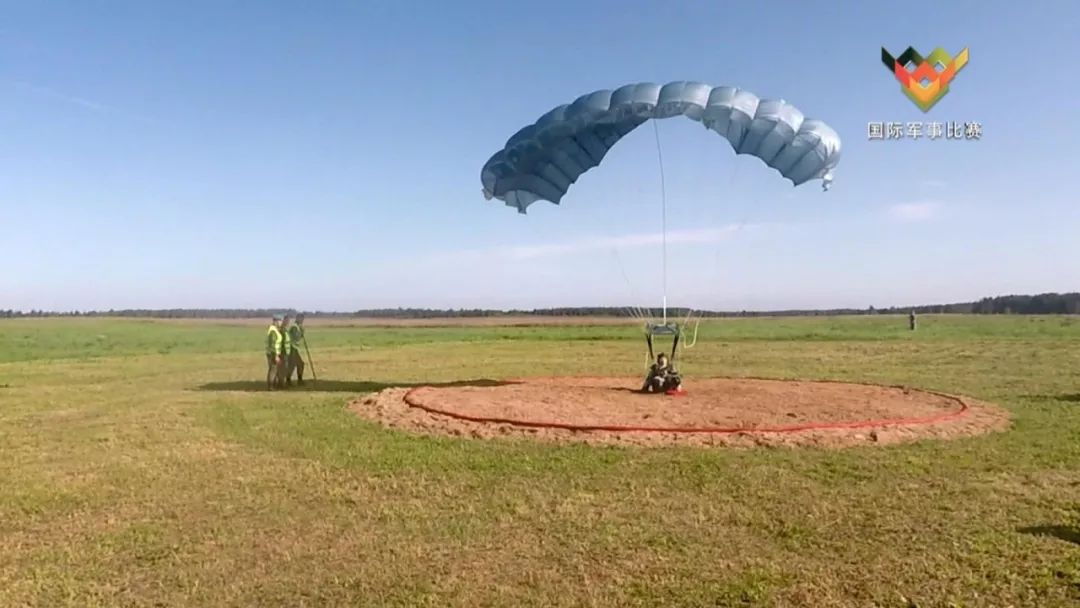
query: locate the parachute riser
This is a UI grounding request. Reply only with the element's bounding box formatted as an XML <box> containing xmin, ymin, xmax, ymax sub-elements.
<box><xmin>644</xmin><ymin>320</ymin><xmax>683</xmax><ymax>368</ymax></box>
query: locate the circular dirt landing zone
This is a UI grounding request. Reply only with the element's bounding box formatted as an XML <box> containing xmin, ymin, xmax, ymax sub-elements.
<box><xmin>348</xmin><ymin>377</ymin><xmax>1010</xmax><ymax>448</ymax></box>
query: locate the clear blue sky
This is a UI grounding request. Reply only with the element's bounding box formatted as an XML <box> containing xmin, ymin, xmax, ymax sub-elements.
<box><xmin>3</xmin><ymin>1</ymin><xmax>1077</xmax><ymax>311</ymax></box>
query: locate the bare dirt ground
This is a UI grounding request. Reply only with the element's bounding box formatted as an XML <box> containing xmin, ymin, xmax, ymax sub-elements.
<box><xmin>349</xmin><ymin>376</ymin><xmax>1011</xmax><ymax>448</ymax></box>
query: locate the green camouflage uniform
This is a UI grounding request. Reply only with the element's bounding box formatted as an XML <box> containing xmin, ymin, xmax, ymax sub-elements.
<box><xmin>281</xmin><ymin>318</ymin><xmax>294</xmax><ymax>386</ymax></box>
<box><xmin>286</xmin><ymin>322</ymin><xmax>306</xmax><ymax>384</ymax></box>
<box><xmin>642</xmin><ymin>362</ymin><xmax>682</xmax><ymax>393</ymax></box>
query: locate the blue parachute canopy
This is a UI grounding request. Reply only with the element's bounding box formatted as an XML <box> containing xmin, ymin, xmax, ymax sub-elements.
<box><xmin>480</xmin><ymin>81</ymin><xmax>842</xmax><ymax>214</ymax></box>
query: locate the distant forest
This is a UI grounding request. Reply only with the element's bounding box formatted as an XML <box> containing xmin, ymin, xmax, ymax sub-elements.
<box><xmin>3</xmin><ymin>293</ymin><xmax>1079</xmax><ymax>319</ymax></box>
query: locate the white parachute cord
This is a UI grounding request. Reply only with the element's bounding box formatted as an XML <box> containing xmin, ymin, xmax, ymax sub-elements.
<box><xmin>611</xmin><ymin>248</ymin><xmax>646</xmax><ymax>322</ymax></box>
<box><xmin>652</xmin><ymin>120</ymin><xmax>668</xmax><ymax>325</ymax></box>
<box><xmin>610</xmin><ymin>249</ymin><xmax>651</xmax><ymax>374</ymax></box>
<box><xmin>717</xmin><ymin>160</ymin><xmax>746</xmax><ymax>259</ymax></box>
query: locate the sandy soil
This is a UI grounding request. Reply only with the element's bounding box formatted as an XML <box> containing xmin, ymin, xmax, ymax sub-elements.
<box><xmin>347</xmin><ymin>376</ymin><xmax>1011</xmax><ymax>449</ymax></box>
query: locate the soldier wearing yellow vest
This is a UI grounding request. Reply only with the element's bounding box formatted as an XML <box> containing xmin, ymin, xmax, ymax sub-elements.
<box><xmin>266</xmin><ymin>314</ymin><xmax>286</xmax><ymax>390</ymax></box>
<box><xmin>286</xmin><ymin>313</ymin><xmax>307</xmax><ymax>385</ymax></box>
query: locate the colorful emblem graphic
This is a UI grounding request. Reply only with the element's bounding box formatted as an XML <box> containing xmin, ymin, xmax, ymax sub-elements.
<box><xmin>881</xmin><ymin>47</ymin><xmax>969</xmax><ymax>112</ymax></box>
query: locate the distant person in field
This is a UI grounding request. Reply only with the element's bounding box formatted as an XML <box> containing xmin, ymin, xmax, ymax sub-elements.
<box><xmin>642</xmin><ymin>353</ymin><xmax>682</xmax><ymax>394</ymax></box>
<box><xmin>286</xmin><ymin>313</ymin><xmax>307</xmax><ymax>386</ymax></box>
<box><xmin>266</xmin><ymin>314</ymin><xmax>286</xmax><ymax>390</ymax></box>
<box><xmin>909</xmin><ymin>310</ymin><xmax>917</xmax><ymax>331</ymax></box>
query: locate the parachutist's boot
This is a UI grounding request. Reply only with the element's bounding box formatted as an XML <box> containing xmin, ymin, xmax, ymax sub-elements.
<box><xmin>298</xmin><ymin>377</ymin><xmax>305</xmax><ymax>386</ymax></box>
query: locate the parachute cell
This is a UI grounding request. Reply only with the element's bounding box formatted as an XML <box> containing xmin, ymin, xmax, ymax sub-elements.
<box><xmin>480</xmin><ymin>81</ymin><xmax>842</xmax><ymax>213</ymax></box>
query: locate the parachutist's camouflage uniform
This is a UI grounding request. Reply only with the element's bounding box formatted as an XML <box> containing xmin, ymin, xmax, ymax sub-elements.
<box><xmin>642</xmin><ymin>362</ymin><xmax>682</xmax><ymax>393</ymax></box>
<box><xmin>642</xmin><ymin>365</ymin><xmax>664</xmax><ymax>393</ymax></box>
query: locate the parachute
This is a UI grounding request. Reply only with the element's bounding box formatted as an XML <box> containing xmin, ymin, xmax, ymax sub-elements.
<box><xmin>480</xmin><ymin>81</ymin><xmax>842</xmax><ymax>214</ymax></box>
<box><xmin>479</xmin><ymin>81</ymin><xmax>842</xmax><ymax>382</ymax></box>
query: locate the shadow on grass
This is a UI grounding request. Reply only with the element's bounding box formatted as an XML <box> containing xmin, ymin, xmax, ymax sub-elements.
<box><xmin>193</xmin><ymin>378</ymin><xmax>514</xmax><ymax>393</ymax></box>
<box><xmin>1019</xmin><ymin>525</ymin><xmax>1080</xmax><ymax>546</ymax></box>
<box><xmin>1024</xmin><ymin>394</ymin><xmax>1080</xmax><ymax>403</ymax></box>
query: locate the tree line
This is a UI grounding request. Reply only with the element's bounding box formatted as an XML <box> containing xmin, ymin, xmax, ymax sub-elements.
<box><xmin>3</xmin><ymin>293</ymin><xmax>1079</xmax><ymax>319</ymax></box>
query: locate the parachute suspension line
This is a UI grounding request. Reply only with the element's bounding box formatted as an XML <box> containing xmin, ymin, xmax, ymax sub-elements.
<box><xmin>613</xmin><ymin>247</ymin><xmax>643</xmax><ymax>323</ymax></box>
<box><xmin>611</xmin><ymin>249</ymin><xmax>647</xmax><ymax>322</ymax></box>
<box><xmin>652</xmin><ymin>120</ymin><xmax>668</xmax><ymax>324</ymax></box>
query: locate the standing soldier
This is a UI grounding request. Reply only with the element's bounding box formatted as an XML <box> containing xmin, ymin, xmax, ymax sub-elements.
<box><xmin>281</xmin><ymin>314</ymin><xmax>294</xmax><ymax>387</ymax></box>
<box><xmin>286</xmin><ymin>313</ymin><xmax>307</xmax><ymax>385</ymax></box>
<box><xmin>266</xmin><ymin>314</ymin><xmax>286</xmax><ymax>390</ymax></box>
<box><xmin>909</xmin><ymin>310</ymin><xmax>917</xmax><ymax>331</ymax></box>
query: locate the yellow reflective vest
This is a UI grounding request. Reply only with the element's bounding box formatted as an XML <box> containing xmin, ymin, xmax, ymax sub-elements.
<box><xmin>282</xmin><ymin>322</ymin><xmax>293</xmax><ymax>355</ymax></box>
<box><xmin>266</xmin><ymin>324</ymin><xmax>283</xmax><ymax>356</ymax></box>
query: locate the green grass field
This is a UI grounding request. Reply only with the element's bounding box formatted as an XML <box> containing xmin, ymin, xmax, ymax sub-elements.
<box><xmin>3</xmin><ymin>315</ymin><xmax>1080</xmax><ymax>607</ymax></box>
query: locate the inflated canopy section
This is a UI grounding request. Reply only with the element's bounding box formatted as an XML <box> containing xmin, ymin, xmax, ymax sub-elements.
<box><xmin>480</xmin><ymin>81</ymin><xmax>842</xmax><ymax>214</ymax></box>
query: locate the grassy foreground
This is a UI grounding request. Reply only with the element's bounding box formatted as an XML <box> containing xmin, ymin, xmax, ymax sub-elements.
<box><xmin>2</xmin><ymin>315</ymin><xmax>1080</xmax><ymax>607</ymax></box>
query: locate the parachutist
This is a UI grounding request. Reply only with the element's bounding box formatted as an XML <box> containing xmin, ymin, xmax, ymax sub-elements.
<box><xmin>642</xmin><ymin>322</ymin><xmax>687</xmax><ymax>395</ymax></box>
<box><xmin>479</xmin><ymin>82</ymin><xmax>839</xmax><ymax>388</ymax></box>
<box><xmin>641</xmin><ymin>353</ymin><xmax>683</xmax><ymax>394</ymax></box>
